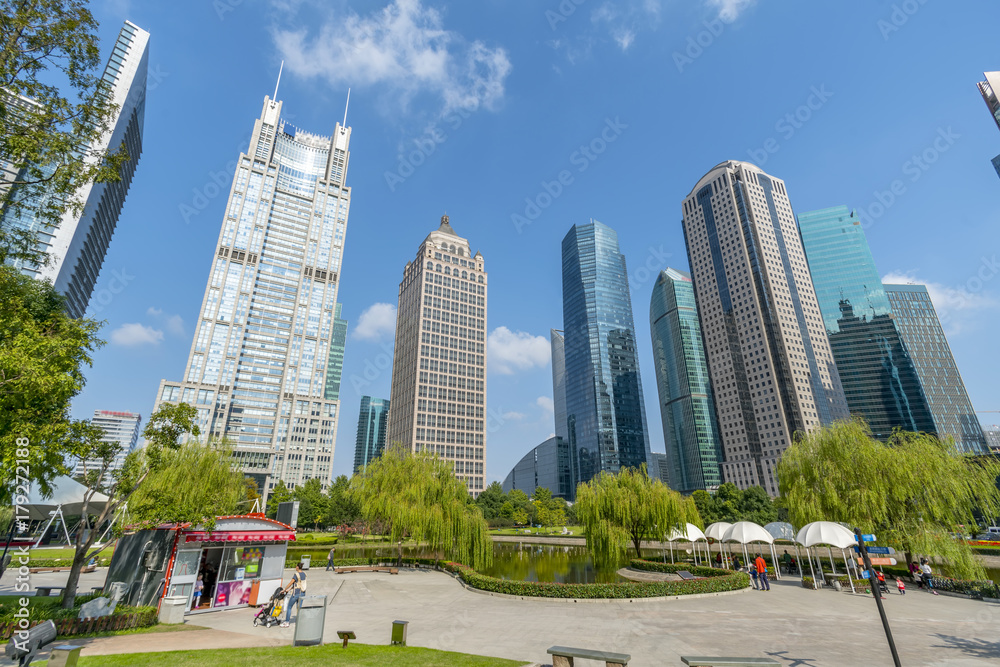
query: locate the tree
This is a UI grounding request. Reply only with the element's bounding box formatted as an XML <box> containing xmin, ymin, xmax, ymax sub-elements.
<box><xmin>61</xmin><ymin>402</ymin><xmax>199</xmax><ymax>608</ymax></box>
<box><xmin>777</xmin><ymin>420</ymin><xmax>1000</xmax><ymax>581</ymax></box>
<box><xmin>738</xmin><ymin>486</ymin><xmax>778</xmax><ymax>525</ymax></box>
<box><xmin>126</xmin><ymin>440</ymin><xmax>246</xmax><ymax>529</ymax></box>
<box><xmin>691</xmin><ymin>489</ymin><xmax>719</xmax><ymax>524</ymax></box>
<box><xmin>0</xmin><ymin>0</ymin><xmax>130</xmax><ymax>266</ymax></box>
<box><xmin>265</xmin><ymin>480</ymin><xmax>292</xmax><ymax>519</ymax></box>
<box><xmin>475</xmin><ymin>481</ymin><xmax>506</xmax><ymax>520</ymax></box>
<box><xmin>0</xmin><ymin>266</ymin><xmax>103</xmax><ymax>503</ymax></box>
<box><xmin>294</xmin><ymin>478</ymin><xmax>328</xmax><ymax>530</ymax></box>
<box><xmin>531</xmin><ymin>487</ymin><xmax>567</xmax><ymax>527</ymax></box>
<box><xmin>575</xmin><ymin>466</ymin><xmax>701</xmax><ymax>566</ymax></box>
<box><xmin>350</xmin><ymin>445</ymin><xmax>492</xmax><ymax>569</ymax></box>
<box><xmin>325</xmin><ymin>475</ymin><xmax>360</xmax><ymax>527</ymax></box>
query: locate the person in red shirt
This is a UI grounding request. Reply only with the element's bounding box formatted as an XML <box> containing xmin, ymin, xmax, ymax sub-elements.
<box><xmin>754</xmin><ymin>554</ymin><xmax>770</xmax><ymax>591</ymax></box>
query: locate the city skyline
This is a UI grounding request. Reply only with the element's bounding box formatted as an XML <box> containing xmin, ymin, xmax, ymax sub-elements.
<box><xmin>68</xmin><ymin>1</ymin><xmax>1000</xmax><ymax>486</ymax></box>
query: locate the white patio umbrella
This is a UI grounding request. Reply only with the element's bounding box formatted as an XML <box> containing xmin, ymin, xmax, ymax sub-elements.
<box><xmin>704</xmin><ymin>522</ymin><xmax>733</xmax><ymax>568</ymax></box>
<box><xmin>765</xmin><ymin>522</ymin><xmax>800</xmax><ymax>577</ymax></box>
<box><xmin>795</xmin><ymin>521</ymin><xmax>859</xmax><ymax>591</ymax></box>
<box><xmin>722</xmin><ymin>521</ymin><xmax>781</xmax><ymax>580</ymax></box>
<box><xmin>668</xmin><ymin>523</ymin><xmax>708</xmax><ymax>566</ymax></box>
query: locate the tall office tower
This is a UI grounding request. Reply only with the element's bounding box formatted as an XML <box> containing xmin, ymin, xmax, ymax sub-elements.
<box><xmin>324</xmin><ymin>304</ymin><xmax>348</xmax><ymax>400</ymax></box>
<box><xmin>798</xmin><ymin>206</ymin><xmax>935</xmax><ymax>440</ymax></box>
<box><xmin>976</xmin><ymin>72</ymin><xmax>1000</xmax><ymax>179</ymax></box>
<box><xmin>884</xmin><ymin>284</ymin><xmax>987</xmax><ymax>453</ymax></box>
<box><xmin>681</xmin><ymin>161</ymin><xmax>848</xmax><ymax>495</ymax></box>
<box><xmin>1</xmin><ymin>21</ymin><xmax>149</xmax><ymax>317</ymax></box>
<box><xmin>649</xmin><ymin>268</ymin><xmax>724</xmax><ymax>494</ymax></box>
<box><xmin>154</xmin><ymin>93</ymin><xmax>353</xmax><ymax>491</ymax></box>
<box><xmin>73</xmin><ymin>410</ymin><xmax>142</xmax><ymax>480</ymax></box>
<box><xmin>386</xmin><ymin>215</ymin><xmax>487</xmax><ymax>496</ymax></box>
<box><xmin>550</xmin><ymin>329</ymin><xmax>569</xmax><ymax>441</ymax></box>
<box><xmin>501</xmin><ymin>436</ymin><xmax>573</xmax><ymax>499</ymax></box>
<box><xmin>984</xmin><ymin>427</ymin><xmax>1000</xmax><ymax>454</ymax></box>
<box><xmin>561</xmin><ymin>220</ymin><xmax>652</xmax><ymax>493</ymax></box>
<box><xmin>353</xmin><ymin>396</ymin><xmax>390</xmax><ymax>473</ymax></box>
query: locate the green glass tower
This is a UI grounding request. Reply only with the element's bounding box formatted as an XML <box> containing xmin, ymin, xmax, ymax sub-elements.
<box><xmin>354</xmin><ymin>395</ymin><xmax>390</xmax><ymax>473</ymax></box>
<box><xmin>797</xmin><ymin>205</ymin><xmax>934</xmax><ymax>440</ymax></box>
<box><xmin>324</xmin><ymin>303</ymin><xmax>348</xmax><ymax>400</ymax></box>
<box><xmin>649</xmin><ymin>268</ymin><xmax>723</xmax><ymax>493</ymax></box>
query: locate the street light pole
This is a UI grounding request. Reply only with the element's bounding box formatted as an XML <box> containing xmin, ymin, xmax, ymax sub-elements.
<box><xmin>854</xmin><ymin>527</ymin><xmax>901</xmax><ymax>667</ymax></box>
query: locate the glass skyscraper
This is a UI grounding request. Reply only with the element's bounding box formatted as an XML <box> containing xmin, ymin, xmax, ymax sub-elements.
<box><xmin>354</xmin><ymin>396</ymin><xmax>390</xmax><ymax>473</ymax></box>
<box><xmin>649</xmin><ymin>268</ymin><xmax>724</xmax><ymax>493</ymax></box>
<box><xmin>884</xmin><ymin>284</ymin><xmax>987</xmax><ymax>453</ymax></box>
<box><xmin>501</xmin><ymin>436</ymin><xmax>573</xmax><ymax>500</ymax></box>
<box><xmin>2</xmin><ymin>21</ymin><xmax>149</xmax><ymax>318</ymax></box>
<box><xmin>561</xmin><ymin>220</ymin><xmax>652</xmax><ymax>493</ymax></box>
<box><xmin>154</xmin><ymin>93</ymin><xmax>353</xmax><ymax>491</ymax></box>
<box><xmin>798</xmin><ymin>205</ymin><xmax>934</xmax><ymax>440</ymax></box>
<box><xmin>324</xmin><ymin>303</ymin><xmax>348</xmax><ymax>401</ymax></box>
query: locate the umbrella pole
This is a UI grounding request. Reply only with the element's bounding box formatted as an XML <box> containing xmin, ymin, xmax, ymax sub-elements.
<box><xmin>794</xmin><ymin>545</ymin><xmax>802</xmax><ymax>578</ymax></box>
<box><xmin>807</xmin><ymin>548</ymin><xmax>817</xmax><ymax>588</ymax></box>
<box><xmin>829</xmin><ymin>547</ymin><xmax>837</xmax><ymax>576</ymax></box>
<box><xmin>670</xmin><ymin>542</ymin><xmax>674</xmax><ymax>564</ymax></box>
<box><xmin>842</xmin><ymin>549</ymin><xmax>855</xmax><ymax>593</ymax></box>
<box><xmin>771</xmin><ymin>543</ymin><xmax>781</xmax><ymax>580</ymax></box>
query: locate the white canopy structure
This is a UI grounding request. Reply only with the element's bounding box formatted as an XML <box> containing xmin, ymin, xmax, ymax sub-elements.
<box><xmin>704</xmin><ymin>522</ymin><xmax>734</xmax><ymax>569</ymax></box>
<box><xmin>764</xmin><ymin>521</ymin><xmax>795</xmax><ymax>541</ymax></box>
<box><xmin>794</xmin><ymin>521</ymin><xmax>860</xmax><ymax>590</ymax></box>
<box><xmin>722</xmin><ymin>521</ymin><xmax>781</xmax><ymax>580</ymax></box>
<box><xmin>666</xmin><ymin>523</ymin><xmax>708</xmax><ymax>565</ymax></box>
<box><xmin>22</xmin><ymin>476</ymin><xmax>112</xmax><ymax>547</ymax></box>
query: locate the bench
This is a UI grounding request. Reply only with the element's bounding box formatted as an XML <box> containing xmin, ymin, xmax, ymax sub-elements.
<box><xmin>335</xmin><ymin>566</ymin><xmax>399</xmax><ymax>575</ymax></box>
<box><xmin>681</xmin><ymin>657</ymin><xmax>780</xmax><ymax>666</ymax></box>
<box><xmin>677</xmin><ymin>570</ymin><xmax>697</xmax><ymax>580</ymax></box>
<box><xmin>28</xmin><ymin>565</ymin><xmax>96</xmax><ymax>574</ymax></box>
<box><xmin>547</xmin><ymin>645</ymin><xmax>630</xmax><ymax>667</ymax></box>
<box><xmin>35</xmin><ymin>586</ymin><xmax>65</xmax><ymax>597</ymax></box>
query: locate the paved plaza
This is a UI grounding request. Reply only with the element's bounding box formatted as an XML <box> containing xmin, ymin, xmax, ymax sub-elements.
<box><xmin>10</xmin><ymin>566</ymin><xmax>999</xmax><ymax>665</ymax></box>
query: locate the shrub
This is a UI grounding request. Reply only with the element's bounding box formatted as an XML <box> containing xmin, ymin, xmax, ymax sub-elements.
<box><xmin>932</xmin><ymin>576</ymin><xmax>999</xmax><ymax>599</ymax></box>
<box><xmin>802</xmin><ymin>576</ymin><xmax>814</xmax><ymax>589</ymax></box>
<box><xmin>628</xmin><ymin>560</ymin><xmax>735</xmax><ymax>578</ymax></box>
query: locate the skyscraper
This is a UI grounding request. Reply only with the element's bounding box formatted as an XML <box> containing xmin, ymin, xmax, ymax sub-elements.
<box><xmin>2</xmin><ymin>21</ymin><xmax>149</xmax><ymax>317</ymax></box>
<box><xmin>797</xmin><ymin>205</ymin><xmax>935</xmax><ymax>440</ymax></box>
<box><xmin>681</xmin><ymin>161</ymin><xmax>848</xmax><ymax>495</ymax></box>
<box><xmin>649</xmin><ymin>268</ymin><xmax>724</xmax><ymax>493</ymax></box>
<box><xmin>550</xmin><ymin>329</ymin><xmax>569</xmax><ymax>442</ymax></box>
<box><xmin>73</xmin><ymin>410</ymin><xmax>142</xmax><ymax>480</ymax></box>
<box><xmin>884</xmin><ymin>284</ymin><xmax>987</xmax><ymax>453</ymax></box>
<box><xmin>153</xmin><ymin>93</ymin><xmax>353</xmax><ymax>491</ymax></box>
<box><xmin>354</xmin><ymin>396</ymin><xmax>390</xmax><ymax>473</ymax></box>
<box><xmin>386</xmin><ymin>215</ymin><xmax>487</xmax><ymax>496</ymax></box>
<box><xmin>501</xmin><ymin>436</ymin><xmax>573</xmax><ymax>499</ymax></box>
<box><xmin>561</xmin><ymin>220</ymin><xmax>652</xmax><ymax>493</ymax></box>
<box><xmin>976</xmin><ymin>72</ymin><xmax>1000</xmax><ymax>179</ymax></box>
<box><xmin>324</xmin><ymin>304</ymin><xmax>348</xmax><ymax>401</ymax></box>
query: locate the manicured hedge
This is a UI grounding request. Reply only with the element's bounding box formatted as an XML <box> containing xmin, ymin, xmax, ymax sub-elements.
<box><xmin>628</xmin><ymin>560</ymin><xmax>736</xmax><ymax>578</ymax></box>
<box><xmin>22</xmin><ymin>557</ymin><xmax>112</xmax><ymax>568</ymax></box>
<box><xmin>933</xmin><ymin>576</ymin><xmax>1000</xmax><ymax>598</ymax></box>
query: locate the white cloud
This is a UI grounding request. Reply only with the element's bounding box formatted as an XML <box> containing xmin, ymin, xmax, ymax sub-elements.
<box><xmin>147</xmin><ymin>307</ymin><xmax>185</xmax><ymax>336</ymax></box>
<box><xmin>487</xmin><ymin>326</ymin><xmax>550</xmax><ymax>374</ymax></box>
<box><xmin>354</xmin><ymin>303</ymin><xmax>397</xmax><ymax>341</ymax></box>
<box><xmin>588</xmin><ymin>1</ymin><xmax>660</xmax><ymax>53</ymax></box>
<box><xmin>537</xmin><ymin>396</ymin><xmax>554</xmax><ymax>413</ymax></box>
<box><xmin>146</xmin><ymin>307</ymin><xmax>162</xmax><ymax>316</ymax></box>
<box><xmin>881</xmin><ymin>272</ymin><xmax>997</xmax><ymax>335</ymax></box>
<box><xmin>111</xmin><ymin>323</ymin><xmax>164</xmax><ymax>346</ymax></box>
<box><xmin>706</xmin><ymin>0</ymin><xmax>757</xmax><ymax>22</ymax></box>
<box><xmin>502</xmin><ymin>411</ymin><xmax>526</xmax><ymax>421</ymax></box>
<box><xmin>272</xmin><ymin>0</ymin><xmax>511</xmax><ymax>117</ymax></box>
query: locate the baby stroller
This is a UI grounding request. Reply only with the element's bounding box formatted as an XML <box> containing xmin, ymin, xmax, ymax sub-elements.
<box><xmin>253</xmin><ymin>586</ymin><xmax>285</xmax><ymax>628</ymax></box>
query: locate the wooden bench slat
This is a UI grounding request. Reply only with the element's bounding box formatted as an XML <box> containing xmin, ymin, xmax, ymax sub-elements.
<box><xmin>681</xmin><ymin>657</ymin><xmax>781</xmax><ymax>666</ymax></box>
<box><xmin>548</xmin><ymin>645</ymin><xmax>631</xmax><ymax>661</ymax></box>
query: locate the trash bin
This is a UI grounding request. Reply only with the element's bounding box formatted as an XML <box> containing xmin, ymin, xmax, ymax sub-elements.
<box><xmin>300</xmin><ymin>554</ymin><xmax>311</xmax><ymax>570</ymax></box>
<box><xmin>158</xmin><ymin>596</ymin><xmax>188</xmax><ymax>624</ymax></box>
<box><xmin>391</xmin><ymin>620</ymin><xmax>408</xmax><ymax>646</ymax></box>
<box><xmin>292</xmin><ymin>595</ymin><xmax>327</xmax><ymax>646</ymax></box>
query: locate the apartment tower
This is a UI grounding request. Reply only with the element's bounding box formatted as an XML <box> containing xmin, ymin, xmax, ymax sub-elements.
<box><xmin>681</xmin><ymin>161</ymin><xmax>848</xmax><ymax>495</ymax></box>
<box><xmin>386</xmin><ymin>216</ymin><xmax>487</xmax><ymax>496</ymax></box>
<box><xmin>353</xmin><ymin>396</ymin><xmax>390</xmax><ymax>473</ymax></box>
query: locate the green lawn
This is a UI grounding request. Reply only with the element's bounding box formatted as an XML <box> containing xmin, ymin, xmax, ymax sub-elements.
<box><xmin>41</xmin><ymin>644</ymin><xmax>526</xmax><ymax>666</ymax></box>
<box><xmin>489</xmin><ymin>526</ymin><xmax>585</xmax><ymax>537</ymax></box>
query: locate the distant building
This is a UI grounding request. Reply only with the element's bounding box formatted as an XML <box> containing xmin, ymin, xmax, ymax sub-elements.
<box><xmin>983</xmin><ymin>427</ymin><xmax>1000</xmax><ymax>454</ymax></box>
<box><xmin>501</xmin><ymin>436</ymin><xmax>573</xmax><ymax>499</ymax></box>
<box><xmin>550</xmin><ymin>329</ymin><xmax>569</xmax><ymax>442</ymax></box>
<box><xmin>353</xmin><ymin>396</ymin><xmax>389</xmax><ymax>473</ymax></box>
<box><xmin>560</xmin><ymin>220</ymin><xmax>652</xmax><ymax>496</ymax></box>
<box><xmin>73</xmin><ymin>410</ymin><xmax>142</xmax><ymax>480</ymax></box>
<box><xmin>681</xmin><ymin>161</ymin><xmax>848</xmax><ymax>495</ymax></box>
<box><xmin>649</xmin><ymin>268</ymin><xmax>723</xmax><ymax>493</ymax></box>
<box><xmin>386</xmin><ymin>215</ymin><xmax>487</xmax><ymax>496</ymax></box>
<box><xmin>650</xmin><ymin>452</ymin><xmax>670</xmax><ymax>486</ymax></box>
<box><xmin>325</xmin><ymin>304</ymin><xmax>348</xmax><ymax>401</ymax></box>
<box><xmin>1</xmin><ymin>21</ymin><xmax>149</xmax><ymax>317</ymax></box>
<box><xmin>976</xmin><ymin>72</ymin><xmax>1000</xmax><ymax>180</ymax></box>
<box><xmin>797</xmin><ymin>205</ymin><xmax>935</xmax><ymax>440</ymax></box>
<box><xmin>884</xmin><ymin>284</ymin><xmax>987</xmax><ymax>453</ymax></box>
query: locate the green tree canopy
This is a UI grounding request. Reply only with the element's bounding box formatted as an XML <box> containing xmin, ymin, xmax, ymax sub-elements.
<box><xmin>265</xmin><ymin>480</ymin><xmax>293</xmax><ymax>519</ymax></box>
<box><xmin>475</xmin><ymin>481</ymin><xmax>506</xmax><ymax>520</ymax></box>
<box><xmin>325</xmin><ymin>475</ymin><xmax>361</xmax><ymax>527</ymax></box>
<box><xmin>294</xmin><ymin>478</ymin><xmax>328</xmax><ymax>529</ymax></box>
<box><xmin>0</xmin><ymin>266</ymin><xmax>103</xmax><ymax>502</ymax></box>
<box><xmin>575</xmin><ymin>466</ymin><xmax>701</xmax><ymax>566</ymax></box>
<box><xmin>350</xmin><ymin>445</ymin><xmax>492</xmax><ymax>569</ymax></box>
<box><xmin>777</xmin><ymin>420</ymin><xmax>1000</xmax><ymax>580</ymax></box>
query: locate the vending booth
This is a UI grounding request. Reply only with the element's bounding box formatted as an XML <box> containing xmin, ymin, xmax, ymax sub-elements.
<box><xmin>106</xmin><ymin>514</ymin><xmax>295</xmax><ymax>614</ymax></box>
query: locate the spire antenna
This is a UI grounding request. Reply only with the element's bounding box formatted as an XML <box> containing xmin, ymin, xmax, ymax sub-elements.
<box><xmin>343</xmin><ymin>87</ymin><xmax>351</xmax><ymax>127</ymax></box>
<box><xmin>273</xmin><ymin>60</ymin><xmax>284</xmax><ymax>100</ymax></box>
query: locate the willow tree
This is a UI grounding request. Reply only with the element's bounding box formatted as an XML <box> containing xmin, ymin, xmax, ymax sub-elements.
<box><xmin>575</xmin><ymin>465</ymin><xmax>701</xmax><ymax>566</ymax></box>
<box><xmin>777</xmin><ymin>419</ymin><xmax>1000</xmax><ymax>580</ymax></box>
<box><xmin>349</xmin><ymin>445</ymin><xmax>492</xmax><ymax>570</ymax></box>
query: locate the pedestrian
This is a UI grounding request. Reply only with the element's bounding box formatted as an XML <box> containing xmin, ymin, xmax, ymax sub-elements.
<box><xmin>733</xmin><ymin>555</ymin><xmax>742</xmax><ymax>572</ymax></box>
<box><xmin>192</xmin><ymin>575</ymin><xmax>204</xmax><ymax>610</ymax></box>
<box><xmin>715</xmin><ymin>552</ymin><xmax>722</xmax><ymax>568</ymax></box>
<box><xmin>280</xmin><ymin>562</ymin><xmax>308</xmax><ymax>627</ymax></box>
<box><xmin>920</xmin><ymin>559</ymin><xmax>938</xmax><ymax>595</ymax></box>
<box><xmin>749</xmin><ymin>561</ymin><xmax>759</xmax><ymax>590</ymax></box>
<box><xmin>909</xmin><ymin>561</ymin><xmax>923</xmax><ymax>589</ymax></box>
<box><xmin>326</xmin><ymin>545</ymin><xmax>336</xmax><ymax>572</ymax></box>
<box><xmin>781</xmin><ymin>550</ymin><xmax>792</xmax><ymax>574</ymax></box>
<box><xmin>896</xmin><ymin>578</ymin><xmax>906</xmax><ymax>595</ymax></box>
<box><xmin>754</xmin><ymin>553</ymin><xmax>770</xmax><ymax>591</ymax></box>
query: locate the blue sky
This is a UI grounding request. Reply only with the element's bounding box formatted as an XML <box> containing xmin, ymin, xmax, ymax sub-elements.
<box><xmin>74</xmin><ymin>0</ymin><xmax>1000</xmax><ymax>484</ymax></box>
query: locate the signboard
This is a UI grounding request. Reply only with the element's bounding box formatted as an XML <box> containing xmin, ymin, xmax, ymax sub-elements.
<box><xmin>860</xmin><ymin>534</ymin><xmax>876</xmax><ymax>542</ymax></box>
<box><xmin>858</xmin><ymin>557</ymin><xmax>897</xmax><ymax>566</ymax></box>
<box><xmin>861</xmin><ymin>570</ymin><xmax>871</xmax><ymax>579</ymax></box>
<box><xmin>854</xmin><ymin>546</ymin><xmax>895</xmax><ymax>555</ymax></box>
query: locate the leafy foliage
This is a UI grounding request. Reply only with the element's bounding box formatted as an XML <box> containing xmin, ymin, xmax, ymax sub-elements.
<box><xmin>350</xmin><ymin>445</ymin><xmax>492</xmax><ymax>569</ymax></box>
<box><xmin>575</xmin><ymin>465</ymin><xmax>701</xmax><ymax>565</ymax></box>
<box><xmin>777</xmin><ymin>420</ymin><xmax>1000</xmax><ymax>580</ymax></box>
<box><xmin>691</xmin><ymin>483</ymin><xmax>778</xmax><ymax>525</ymax></box>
